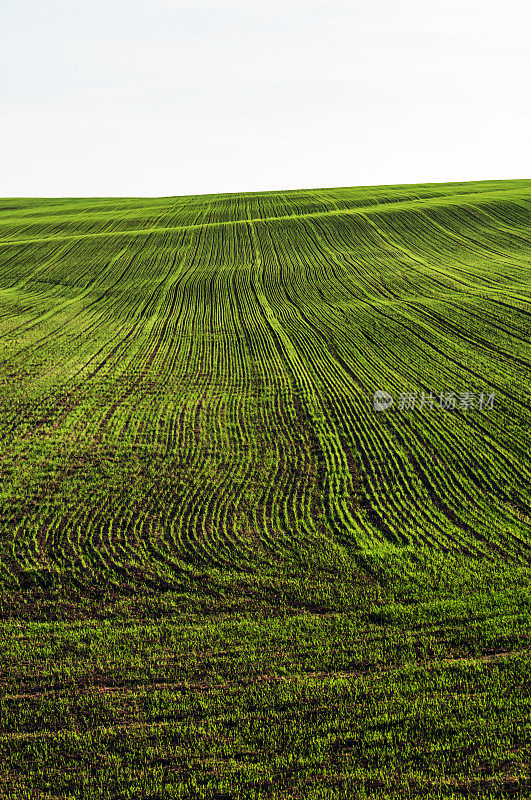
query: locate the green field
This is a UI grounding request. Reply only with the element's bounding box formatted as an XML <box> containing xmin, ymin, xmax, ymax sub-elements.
<box><xmin>0</xmin><ymin>180</ymin><xmax>530</xmax><ymax>798</ymax></box>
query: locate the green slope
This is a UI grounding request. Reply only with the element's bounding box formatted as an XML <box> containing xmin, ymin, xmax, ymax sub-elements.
<box><xmin>0</xmin><ymin>180</ymin><xmax>530</xmax><ymax>798</ymax></box>
<box><xmin>0</xmin><ymin>180</ymin><xmax>530</xmax><ymax>590</ymax></box>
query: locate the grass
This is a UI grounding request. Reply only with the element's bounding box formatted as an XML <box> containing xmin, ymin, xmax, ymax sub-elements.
<box><xmin>0</xmin><ymin>179</ymin><xmax>530</xmax><ymax>797</ymax></box>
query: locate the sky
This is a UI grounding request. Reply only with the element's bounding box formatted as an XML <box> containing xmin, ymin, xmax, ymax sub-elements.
<box><xmin>2</xmin><ymin>0</ymin><xmax>530</xmax><ymax>197</ymax></box>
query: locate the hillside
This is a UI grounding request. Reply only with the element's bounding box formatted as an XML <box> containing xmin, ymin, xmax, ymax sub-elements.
<box><xmin>0</xmin><ymin>181</ymin><xmax>530</xmax><ymax>798</ymax></box>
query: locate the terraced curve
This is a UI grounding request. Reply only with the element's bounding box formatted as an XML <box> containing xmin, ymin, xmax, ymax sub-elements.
<box><xmin>0</xmin><ymin>179</ymin><xmax>530</xmax><ymax>592</ymax></box>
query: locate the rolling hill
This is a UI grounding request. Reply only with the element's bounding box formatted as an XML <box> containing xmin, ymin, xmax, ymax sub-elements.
<box><xmin>0</xmin><ymin>180</ymin><xmax>530</xmax><ymax>798</ymax></box>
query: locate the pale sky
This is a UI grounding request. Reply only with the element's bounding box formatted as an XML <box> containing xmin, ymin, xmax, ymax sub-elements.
<box><xmin>2</xmin><ymin>0</ymin><xmax>530</xmax><ymax>196</ymax></box>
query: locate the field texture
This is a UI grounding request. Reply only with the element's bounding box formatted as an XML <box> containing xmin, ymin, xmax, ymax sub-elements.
<box><xmin>0</xmin><ymin>180</ymin><xmax>530</xmax><ymax>798</ymax></box>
